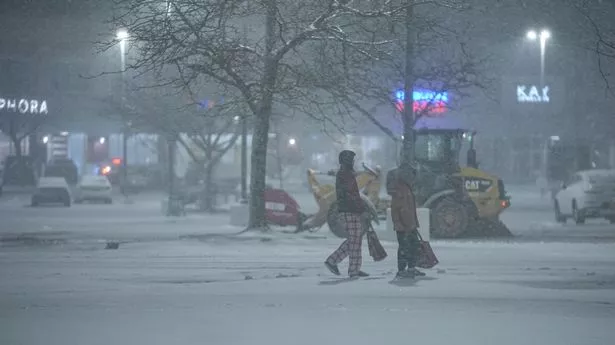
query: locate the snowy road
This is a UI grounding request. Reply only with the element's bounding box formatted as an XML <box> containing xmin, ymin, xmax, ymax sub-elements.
<box><xmin>1</xmin><ymin>187</ymin><xmax>614</xmax><ymax>345</ymax></box>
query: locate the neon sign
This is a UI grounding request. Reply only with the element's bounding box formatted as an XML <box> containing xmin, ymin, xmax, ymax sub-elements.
<box><xmin>394</xmin><ymin>89</ymin><xmax>448</xmax><ymax>114</ymax></box>
<box><xmin>198</xmin><ymin>97</ymin><xmax>225</xmax><ymax>110</ymax></box>
<box><xmin>517</xmin><ymin>85</ymin><xmax>549</xmax><ymax>103</ymax></box>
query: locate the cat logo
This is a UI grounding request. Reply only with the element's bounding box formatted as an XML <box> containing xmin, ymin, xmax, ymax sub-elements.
<box><xmin>464</xmin><ymin>178</ymin><xmax>493</xmax><ymax>193</ymax></box>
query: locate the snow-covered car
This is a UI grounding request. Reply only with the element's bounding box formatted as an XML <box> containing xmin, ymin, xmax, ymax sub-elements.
<box><xmin>31</xmin><ymin>177</ymin><xmax>71</xmax><ymax>207</ymax></box>
<box><xmin>553</xmin><ymin>169</ymin><xmax>615</xmax><ymax>224</ymax></box>
<box><xmin>75</xmin><ymin>175</ymin><xmax>113</xmax><ymax>204</ymax></box>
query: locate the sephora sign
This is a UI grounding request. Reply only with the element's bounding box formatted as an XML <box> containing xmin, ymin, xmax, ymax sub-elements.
<box><xmin>517</xmin><ymin>85</ymin><xmax>550</xmax><ymax>103</ymax></box>
<box><xmin>0</xmin><ymin>97</ymin><xmax>49</xmax><ymax>115</ymax></box>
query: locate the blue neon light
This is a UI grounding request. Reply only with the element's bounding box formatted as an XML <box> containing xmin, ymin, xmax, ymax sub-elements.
<box><xmin>198</xmin><ymin>97</ymin><xmax>225</xmax><ymax>110</ymax></box>
<box><xmin>394</xmin><ymin>89</ymin><xmax>449</xmax><ymax>103</ymax></box>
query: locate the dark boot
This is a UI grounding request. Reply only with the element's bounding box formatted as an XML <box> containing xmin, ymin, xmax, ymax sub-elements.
<box><xmin>350</xmin><ymin>270</ymin><xmax>369</xmax><ymax>278</ymax></box>
<box><xmin>324</xmin><ymin>261</ymin><xmax>341</xmax><ymax>276</ymax></box>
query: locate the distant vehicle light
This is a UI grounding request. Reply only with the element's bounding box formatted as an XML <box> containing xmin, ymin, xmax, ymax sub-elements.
<box><xmin>101</xmin><ymin>166</ymin><xmax>112</xmax><ymax>175</ymax></box>
<box><xmin>111</xmin><ymin>158</ymin><xmax>122</xmax><ymax>165</ymax></box>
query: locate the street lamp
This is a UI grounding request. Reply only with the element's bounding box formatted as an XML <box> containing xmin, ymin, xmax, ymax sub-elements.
<box><xmin>116</xmin><ymin>30</ymin><xmax>129</xmax><ymax>72</ymax></box>
<box><xmin>540</xmin><ymin>29</ymin><xmax>551</xmax><ymax>40</ymax></box>
<box><xmin>116</xmin><ymin>29</ymin><xmax>129</xmax><ymax>199</ymax></box>
<box><xmin>526</xmin><ymin>28</ymin><xmax>551</xmax><ymax>87</ymax></box>
<box><xmin>116</xmin><ymin>29</ymin><xmax>129</xmax><ymax>41</ymax></box>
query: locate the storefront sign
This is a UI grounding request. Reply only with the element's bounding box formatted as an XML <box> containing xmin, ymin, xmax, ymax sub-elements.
<box><xmin>394</xmin><ymin>89</ymin><xmax>448</xmax><ymax>114</ymax></box>
<box><xmin>517</xmin><ymin>85</ymin><xmax>550</xmax><ymax>103</ymax></box>
<box><xmin>0</xmin><ymin>97</ymin><xmax>48</xmax><ymax>115</ymax></box>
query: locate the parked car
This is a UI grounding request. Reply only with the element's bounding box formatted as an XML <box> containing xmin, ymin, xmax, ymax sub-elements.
<box><xmin>44</xmin><ymin>158</ymin><xmax>79</xmax><ymax>185</ymax></box>
<box><xmin>31</xmin><ymin>177</ymin><xmax>72</xmax><ymax>207</ymax></box>
<box><xmin>75</xmin><ymin>175</ymin><xmax>113</xmax><ymax>204</ymax></box>
<box><xmin>553</xmin><ymin>169</ymin><xmax>615</xmax><ymax>224</ymax></box>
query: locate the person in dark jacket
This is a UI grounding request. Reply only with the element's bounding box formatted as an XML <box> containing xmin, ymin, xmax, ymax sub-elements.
<box><xmin>388</xmin><ymin>162</ymin><xmax>426</xmax><ymax>278</ymax></box>
<box><xmin>324</xmin><ymin>150</ymin><xmax>369</xmax><ymax>278</ymax></box>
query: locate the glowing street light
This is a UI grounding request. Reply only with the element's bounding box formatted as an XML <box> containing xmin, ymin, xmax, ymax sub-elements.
<box><xmin>116</xmin><ymin>29</ymin><xmax>129</xmax><ymax>41</ymax></box>
<box><xmin>526</xmin><ymin>28</ymin><xmax>552</xmax><ymax>87</ymax></box>
<box><xmin>288</xmin><ymin>138</ymin><xmax>296</xmax><ymax>146</ymax></box>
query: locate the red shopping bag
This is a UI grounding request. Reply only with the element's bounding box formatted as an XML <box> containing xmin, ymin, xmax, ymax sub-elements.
<box><xmin>416</xmin><ymin>232</ymin><xmax>439</xmax><ymax>269</ymax></box>
<box><xmin>366</xmin><ymin>229</ymin><xmax>387</xmax><ymax>262</ymax></box>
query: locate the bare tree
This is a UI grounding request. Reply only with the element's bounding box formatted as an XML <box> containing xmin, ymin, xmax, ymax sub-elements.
<box><xmin>105</xmin><ymin>0</ymin><xmax>430</xmax><ymax>229</ymax></box>
<box><xmin>104</xmin><ymin>84</ymin><xmax>242</xmax><ymax>212</ymax></box>
<box><xmin>571</xmin><ymin>0</ymin><xmax>615</xmax><ymax>95</ymax></box>
<box><xmin>289</xmin><ymin>1</ymin><xmax>485</xmax><ymax>160</ymax></box>
<box><xmin>0</xmin><ymin>110</ymin><xmax>46</xmax><ymax>158</ymax></box>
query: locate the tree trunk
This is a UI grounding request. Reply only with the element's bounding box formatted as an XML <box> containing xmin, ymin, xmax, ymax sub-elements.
<box><xmin>247</xmin><ymin>0</ymin><xmax>277</xmax><ymax>230</ymax></box>
<box><xmin>201</xmin><ymin>162</ymin><xmax>215</xmax><ymax>212</ymax></box>
<box><xmin>10</xmin><ymin>134</ymin><xmax>22</xmax><ymax>158</ymax></box>
<box><xmin>248</xmin><ymin>111</ymin><xmax>271</xmax><ymax>228</ymax></box>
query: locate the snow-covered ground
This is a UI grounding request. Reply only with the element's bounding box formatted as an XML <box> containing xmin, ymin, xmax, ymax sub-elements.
<box><xmin>1</xmin><ymin>238</ymin><xmax>614</xmax><ymax>345</ymax></box>
<box><xmin>1</xmin><ymin>185</ymin><xmax>614</xmax><ymax>345</ymax></box>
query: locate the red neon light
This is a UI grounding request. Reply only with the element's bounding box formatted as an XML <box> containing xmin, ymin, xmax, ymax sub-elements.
<box><xmin>395</xmin><ymin>100</ymin><xmax>447</xmax><ymax>115</ymax></box>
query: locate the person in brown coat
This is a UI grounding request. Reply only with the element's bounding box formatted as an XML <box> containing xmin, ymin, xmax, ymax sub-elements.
<box><xmin>388</xmin><ymin>162</ymin><xmax>426</xmax><ymax>278</ymax></box>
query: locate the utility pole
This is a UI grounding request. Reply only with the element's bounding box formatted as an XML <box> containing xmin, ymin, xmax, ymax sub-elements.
<box><xmin>240</xmin><ymin>114</ymin><xmax>248</xmax><ymax>202</ymax></box>
<box><xmin>166</xmin><ymin>133</ymin><xmax>179</xmax><ymax>216</ymax></box>
<box><xmin>240</xmin><ymin>22</ymin><xmax>249</xmax><ymax>203</ymax></box>
<box><xmin>117</xmin><ymin>29</ymin><xmax>129</xmax><ymax>200</ymax></box>
<box><xmin>401</xmin><ymin>1</ymin><xmax>416</xmax><ymax>166</ymax></box>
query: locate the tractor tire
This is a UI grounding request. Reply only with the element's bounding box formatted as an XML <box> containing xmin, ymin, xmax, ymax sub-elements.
<box><xmin>430</xmin><ymin>196</ymin><xmax>470</xmax><ymax>238</ymax></box>
<box><xmin>465</xmin><ymin>218</ymin><xmax>513</xmax><ymax>238</ymax></box>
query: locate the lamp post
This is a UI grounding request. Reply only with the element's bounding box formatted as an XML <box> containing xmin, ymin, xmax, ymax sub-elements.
<box><xmin>526</xmin><ymin>29</ymin><xmax>551</xmax><ymax>87</ymax></box>
<box><xmin>240</xmin><ymin>114</ymin><xmax>248</xmax><ymax>203</ymax></box>
<box><xmin>527</xmin><ymin>29</ymin><xmax>552</xmax><ymax>177</ymax></box>
<box><xmin>116</xmin><ymin>29</ymin><xmax>129</xmax><ymax>198</ymax></box>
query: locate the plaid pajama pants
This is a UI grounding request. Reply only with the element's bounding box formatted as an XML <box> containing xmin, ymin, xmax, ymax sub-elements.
<box><xmin>326</xmin><ymin>212</ymin><xmax>363</xmax><ymax>275</ymax></box>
